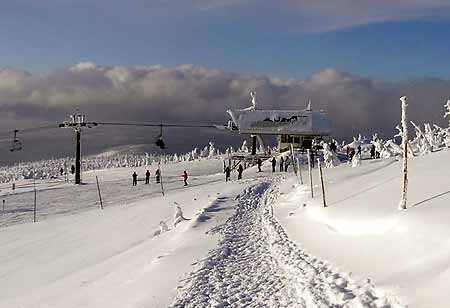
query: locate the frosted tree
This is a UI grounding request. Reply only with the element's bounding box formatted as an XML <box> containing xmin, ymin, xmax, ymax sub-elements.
<box><xmin>410</xmin><ymin>121</ymin><xmax>431</xmax><ymax>155</ymax></box>
<box><xmin>322</xmin><ymin>143</ymin><xmax>340</xmax><ymax>168</ymax></box>
<box><xmin>173</xmin><ymin>205</ymin><xmax>189</xmax><ymax>227</ymax></box>
<box><xmin>240</xmin><ymin>140</ymin><xmax>249</xmax><ymax>153</ymax></box>
<box><xmin>351</xmin><ymin>151</ymin><xmax>361</xmax><ymax>167</ymax></box>
<box><xmin>398</xmin><ymin>96</ymin><xmax>409</xmax><ymax>210</ymax></box>
<box><xmin>208</xmin><ymin>142</ymin><xmax>216</xmax><ymax>158</ymax></box>
<box><xmin>444</xmin><ymin>99</ymin><xmax>450</xmax><ymax>125</ymax></box>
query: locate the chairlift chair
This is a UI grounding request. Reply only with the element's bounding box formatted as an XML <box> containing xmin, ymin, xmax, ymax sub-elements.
<box><xmin>155</xmin><ymin>125</ymin><xmax>166</xmax><ymax>149</ymax></box>
<box><xmin>10</xmin><ymin>130</ymin><xmax>22</xmax><ymax>152</ymax></box>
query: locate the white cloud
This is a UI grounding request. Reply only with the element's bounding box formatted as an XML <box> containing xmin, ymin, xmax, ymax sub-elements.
<box><xmin>1</xmin><ymin>62</ymin><xmax>450</xmax><ymax>141</ymax></box>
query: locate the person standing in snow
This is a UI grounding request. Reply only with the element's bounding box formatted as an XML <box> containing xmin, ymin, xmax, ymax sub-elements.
<box><xmin>310</xmin><ymin>151</ymin><xmax>315</xmax><ymax>168</ymax></box>
<box><xmin>237</xmin><ymin>164</ymin><xmax>244</xmax><ymax>180</ymax></box>
<box><xmin>155</xmin><ymin>168</ymin><xmax>161</xmax><ymax>183</ymax></box>
<box><xmin>330</xmin><ymin>141</ymin><xmax>337</xmax><ymax>153</ymax></box>
<box><xmin>224</xmin><ymin>166</ymin><xmax>231</xmax><ymax>182</ymax></box>
<box><xmin>370</xmin><ymin>145</ymin><xmax>376</xmax><ymax>159</ymax></box>
<box><xmin>145</xmin><ymin>170</ymin><xmax>150</xmax><ymax>184</ymax></box>
<box><xmin>59</xmin><ymin>167</ymin><xmax>64</xmax><ymax>176</ymax></box>
<box><xmin>132</xmin><ymin>171</ymin><xmax>138</xmax><ymax>186</ymax></box>
<box><xmin>284</xmin><ymin>156</ymin><xmax>290</xmax><ymax>172</ymax></box>
<box><xmin>182</xmin><ymin>170</ymin><xmax>188</xmax><ymax>186</ymax></box>
<box><xmin>279</xmin><ymin>157</ymin><xmax>284</xmax><ymax>172</ymax></box>
<box><xmin>357</xmin><ymin>145</ymin><xmax>362</xmax><ymax>159</ymax></box>
<box><xmin>257</xmin><ymin>158</ymin><xmax>262</xmax><ymax>172</ymax></box>
<box><xmin>71</xmin><ymin>164</ymin><xmax>75</xmax><ymax>175</ymax></box>
<box><xmin>271</xmin><ymin>157</ymin><xmax>276</xmax><ymax>172</ymax></box>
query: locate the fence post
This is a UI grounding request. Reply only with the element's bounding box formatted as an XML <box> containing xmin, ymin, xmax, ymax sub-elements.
<box><xmin>297</xmin><ymin>157</ymin><xmax>304</xmax><ymax>185</ymax></box>
<box><xmin>96</xmin><ymin>176</ymin><xmax>104</xmax><ymax>210</ymax></box>
<box><xmin>318</xmin><ymin>158</ymin><xmax>327</xmax><ymax>207</ymax></box>
<box><xmin>290</xmin><ymin>143</ymin><xmax>297</xmax><ymax>176</ymax></box>
<box><xmin>398</xmin><ymin>96</ymin><xmax>409</xmax><ymax>210</ymax></box>
<box><xmin>159</xmin><ymin>163</ymin><xmax>165</xmax><ymax>196</ymax></box>
<box><xmin>307</xmin><ymin>149</ymin><xmax>314</xmax><ymax>198</ymax></box>
<box><xmin>2</xmin><ymin>199</ymin><xmax>5</xmax><ymax>215</ymax></box>
<box><xmin>33</xmin><ymin>175</ymin><xmax>37</xmax><ymax>222</ymax></box>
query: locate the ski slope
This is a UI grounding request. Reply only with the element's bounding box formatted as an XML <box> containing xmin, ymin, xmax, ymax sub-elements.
<box><xmin>275</xmin><ymin>150</ymin><xmax>450</xmax><ymax>308</ymax></box>
<box><xmin>1</xmin><ymin>150</ymin><xmax>450</xmax><ymax>307</ymax></box>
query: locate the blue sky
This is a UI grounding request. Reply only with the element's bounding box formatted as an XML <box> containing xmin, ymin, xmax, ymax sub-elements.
<box><xmin>1</xmin><ymin>0</ymin><xmax>450</xmax><ymax>80</ymax></box>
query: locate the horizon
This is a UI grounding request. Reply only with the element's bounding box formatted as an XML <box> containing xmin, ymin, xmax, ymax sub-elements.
<box><xmin>1</xmin><ymin>1</ymin><xmax>450</xmax><ymax>164</ymax></box>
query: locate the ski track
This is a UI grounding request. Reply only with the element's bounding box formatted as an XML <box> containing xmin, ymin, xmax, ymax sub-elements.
<box><xmin>170</xmin><ymin>179</ymin><xmax>404</xmax><ymax>308</ymax></box>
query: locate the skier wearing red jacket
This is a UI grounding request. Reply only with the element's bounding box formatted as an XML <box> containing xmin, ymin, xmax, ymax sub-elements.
<box><xmin>182</xmin><ymin>170</ymin><xmax>188</xmax><ymax>186</ymax></box>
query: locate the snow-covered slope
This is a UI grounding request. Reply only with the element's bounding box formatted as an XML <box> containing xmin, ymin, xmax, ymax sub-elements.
<box><xmin>1</xmin><ymin>149</ymin><xmax>448</xmax><ymax>307</ymax></box>
<box><xmin>275</xmin><ymin>149</ymin><xmax>450</xmax><ymax>308</ymax></box>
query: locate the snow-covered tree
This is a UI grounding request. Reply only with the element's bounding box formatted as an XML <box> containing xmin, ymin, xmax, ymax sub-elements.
<box><xmin>322</xmin><ymin>143</ymin><xmax>340</xmax><ymax>168</ymax></box>
<box><xmin>444</xmin><ymin>99</ymin><xmax>450</xmax><ymax>125</ymax></box>
<box><xmin>240</xmin><ymin>140</ymin><xmax>249</xmax><ymax>153</ymax></box>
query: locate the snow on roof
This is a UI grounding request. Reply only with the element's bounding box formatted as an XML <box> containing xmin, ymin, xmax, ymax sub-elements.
<box><xmin>227</xmin><ymin>108</ymin><xmax>333</xmax><ymax>136</ymax></box>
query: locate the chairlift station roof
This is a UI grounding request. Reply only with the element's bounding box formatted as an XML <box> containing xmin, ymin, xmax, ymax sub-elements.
<box><xmin>227</xmin><ymin>108</ymin><xmax>333</xmax><ymax>136</ymax></box>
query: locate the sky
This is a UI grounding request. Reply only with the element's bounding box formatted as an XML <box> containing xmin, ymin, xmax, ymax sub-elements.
<box><xmin>1</xmin><ymin>0</ymin><xmax>450</xmax><ymax>162</ymax></box>
<box><xmin>1</xmin><ymin>0</ymin><xmax>450</xmax><ymax>79</ymax></box>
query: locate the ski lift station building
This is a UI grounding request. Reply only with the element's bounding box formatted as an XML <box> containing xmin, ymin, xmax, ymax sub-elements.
<box><xmin>227</xmin><ymin>105</ymin><xmax>333</xmax><ymax>151</ymax></box>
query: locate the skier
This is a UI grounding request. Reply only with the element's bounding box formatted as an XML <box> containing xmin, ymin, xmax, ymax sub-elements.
<box><xmin>357</xmin><ymin>145</ymin><xmax>362</xmax><ymax>158</ymax></box>
<box><xmin>59</xmin><ymin>167</ymin><xmax>64</xmax><ymax>176</ymax></box>
<box><xmin>145</xmin><ymin>170</ymin><xmax>150</xmax><ymax>184</ymax></box>
<box><xmin>71</xmin><ymin>164</ymin><xmax>75</xmax><ymax>175</ymax></box>
<box><xmin>257</xmin><ymin>158</ymin><xmax>262</xmax><ymax>172</ymax></box>
<box><xmin>284</xmin><ymin>156</ymin><xmax>290</xmax><ymax>172</ymax></box>
<box><xmin>330</xmin><ymin>141</ymin><xmax>337</xmax><ymax>153</ymax></box>
<box><xmin>237</xmin><ymin>164</ymin><xmax>244</xmax><ymax>180</ymax></box>
<box><xmin>348</xmin><ymin>148</ymin><xmax>355</xmax><ymax>162</ymax></box>
<box><xmin>310</xmin><ymin>151</ymin><xmax>315</xmax><ymax>168</ymax></box>
<box><xmin>182</xmin><ymin>170</ymin><xmax>188</xmax><ymax>186</ymax></box>
<box><xmin>370</xmin><ymin>144</ymin><xmax>376</xmax><ymax>159</ymax></box>
<box><xmin>271</xmin><ymin>157</ymin><xmax>276</xmax><ymax>172</ymax></box>
<box><xmin>132</xmin><ymin>171</ymin><xmax>138</xmax><ymax>186</ymax></box>
<box><xmin>279</xmin><ymin>157</ymin><xmax>284</xmax><ymax>172</ymax></box>
<box><xmin>155</xmin><ymin>168</ymin><xmax>161</xmax><ymax>184</ymax></box>
<box><xmin>224</xmin><ymin>166</ymin><xmax>231</xmax><ymax>182</ymax></box>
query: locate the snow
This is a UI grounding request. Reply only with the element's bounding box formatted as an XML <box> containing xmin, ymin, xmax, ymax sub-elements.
<box><xmin>274</xmin><ymin>150</ymin><xmax>450</xmax><ymax>307</ymax></box>
<box><xmin>1</xmin><ymin>147</ymin><xmax>450</xmax><ymax>307</ymax></box>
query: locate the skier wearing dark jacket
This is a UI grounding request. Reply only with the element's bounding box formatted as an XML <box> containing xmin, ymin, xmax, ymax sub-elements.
<box><xmin>224</xmin><ymin>166</ymin><xmax>231</xmax><ymax>182</ymax></box>
<box><xmin>257</xmin><ymin>158</ymin><xmax>262</xmax><ymax>172</ymax></box>
<box><xmin>279</xmin><ymin>157</ymin><xmax>284</xmax><ymax>172</ymax></box>
<box><xmin>237</xmin><ymin>164</ymin><xmax>244</xmax><ymax>180</ymax></box>
<box><xmin>145</xmin><ymin>170</ymin><xmax>150</xmax><ymax>184</ymax></box>
<box><xmin>132</xmin><ymin>172</ymin><xmax>138</xmax><ymax>186</ymax></box>
<box><xmin>271</xmin><ymin>157</ymin><xmax>276</xmax><ymax>172</ymax></box>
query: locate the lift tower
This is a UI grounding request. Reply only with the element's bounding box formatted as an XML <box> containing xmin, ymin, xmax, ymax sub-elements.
<box><xmin>59</xmin><ymin>113</ymin><xmax>87</xmax><ymax>184</ymax></box>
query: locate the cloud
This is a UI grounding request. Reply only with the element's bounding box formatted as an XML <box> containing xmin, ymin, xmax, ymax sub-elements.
<box><xmin>1</xmin><ymin>63</ymin><xmax>450</xmax><ymax>145</ymax></box>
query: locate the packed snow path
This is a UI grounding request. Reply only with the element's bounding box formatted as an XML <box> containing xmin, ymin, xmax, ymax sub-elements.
<box><xmin>171</xmin><ymin>179</ymin><xmax>403</xmax><ymax>308</ymax></box>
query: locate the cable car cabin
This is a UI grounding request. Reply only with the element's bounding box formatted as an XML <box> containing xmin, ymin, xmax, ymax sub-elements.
<box><xmin>227</xmin><ymin>108</ymin><xmax>332</xmax><ymax>152</ymax></box>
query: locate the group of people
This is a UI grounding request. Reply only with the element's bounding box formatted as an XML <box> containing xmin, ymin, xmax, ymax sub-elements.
<box><xmin>270</xmin><ymin>155</ymin><xmax>297</xmax><ymax>172</ymax></box>
<box><xmin>347</xmin><ymin>144</ymin><xmax>380</xmax><ymax>161</ymax></box>
<box><xmin>223</xmin><ymin>164</ymin><xmax>244</xmax><ymax>182</ymax></box>
<box><xmin>131</xmin><ymin>168</ymin><xmax>164</xmax><ymax>186</ymax></box>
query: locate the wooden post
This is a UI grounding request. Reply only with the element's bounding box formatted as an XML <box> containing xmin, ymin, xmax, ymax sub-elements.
<box><xmin>2</xmin><ymin>199</ymin><xmax>5</xmax><ymax>215</ymax></box>
<box><xmin>159</xmin><ymin>163</ymin><xmax>165</xmax><ymax>196</ymax></box>
<box><xmin>297</xmin><ymin>157</ymin><xmax>303</xmax><ymax>185</ymax></box>
<box><xmin>33</xmin><ymin>175</ymin><xmax>37</xmax><ymax>222</ymax></box>
<box><xmin>75</xmin><ymin>130</ymin><xmax>81</xmax><ymax>184</ymax></box>
<box><xmin>96</xmin><ymin>176</ymin><xmax>104</xmax><ymax>210</ymax></box>
<box><xmin>318</xmin><ymin>158</ymin><xmax>327</xmax><ymax>207</ymax></box>
<box><xmin>399</xmin><ymin>96</ymin><xmax>409</xmax><ymax>210</ymax></box>
<box><xmin>307</xmin><ymin>149</ymin><xmax>314</xmax><ymax>198</ymax></box>
<box><xmin>290</xmin><ymin>143</ymin><xmax>297</xmax><ymax>175</ymax></box>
